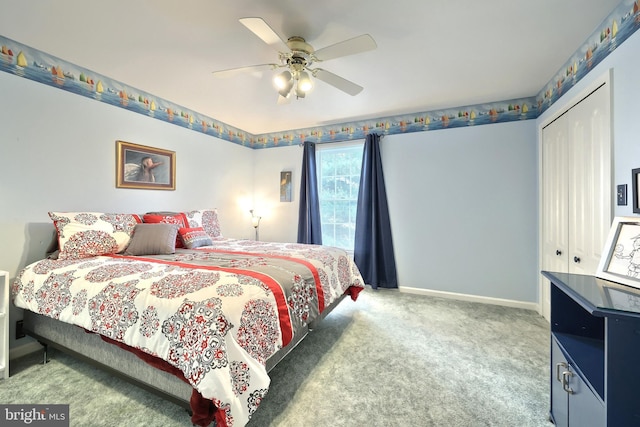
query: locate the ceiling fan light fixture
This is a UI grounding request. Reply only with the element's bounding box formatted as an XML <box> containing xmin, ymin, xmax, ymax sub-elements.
<box><xmin>274</xmin><ymin>70</ymin><xmax>292</xmax><ymax>90</ymax></box>
<box><xmin>279</xmin><ymin>80</ymin><xmax>294</xmax><ymax>97</ymax></box>
<box><xmin>297</xmin><ymin>71</ymin><xmax>313</xmax><ymax>93</ymax></box>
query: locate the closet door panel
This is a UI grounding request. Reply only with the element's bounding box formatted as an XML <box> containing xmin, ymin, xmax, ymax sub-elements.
<box><xmin>567</xmin><ymin>84</ymin><xmax>611</xmax><ymax>275</ymax></box>
<box><xmin>542</xmin><ymin>118</ymin><xmax>569</xmax><ymax>275</ymax></box>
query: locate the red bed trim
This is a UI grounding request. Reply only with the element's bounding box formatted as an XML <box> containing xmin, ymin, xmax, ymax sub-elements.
<box><xmin>347</xmin><ymin>285</ymin><xmax>364</xmax><ymax>301</ymax></box>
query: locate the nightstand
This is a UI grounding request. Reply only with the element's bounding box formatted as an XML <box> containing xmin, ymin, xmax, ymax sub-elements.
<box><xmin>0</xmin><ymin>270</ymin><xmax>8</xmax><ymax>379</ymax></box>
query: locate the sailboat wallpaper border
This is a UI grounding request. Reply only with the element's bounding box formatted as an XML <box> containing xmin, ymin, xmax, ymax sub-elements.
<box><xmin>0</xmin><ymin>1</ymin><xmax>638</xmax><ymax>149</ymax></box>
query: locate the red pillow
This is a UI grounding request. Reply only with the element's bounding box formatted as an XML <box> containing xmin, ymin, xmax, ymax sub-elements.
<box><xmin>143</xmin><ymin>213</ymin><xmax>188</xmax><ymax>248</ymax></box>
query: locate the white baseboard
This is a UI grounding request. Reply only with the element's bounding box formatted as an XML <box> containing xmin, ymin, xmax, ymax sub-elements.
<box><xmin>397</xmin><ymin>285</ymin><xmax>540</xmax><ymax>312</ymax></box>
<box><xmin>10</xmin><ymin>341</ymin><xmax>42</xmax><ymax>360</ymax></box>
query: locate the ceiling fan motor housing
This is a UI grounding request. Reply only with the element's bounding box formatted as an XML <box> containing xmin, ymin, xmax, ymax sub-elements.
<box><xmin>287</xmin><ymin>36</ymin><xmax>314</xmax><ymax>54</ymax></box>
<box><xmin>282</xmin><ymin>36</ymin><xmax>315</xmax><ymax>71</ymax></box>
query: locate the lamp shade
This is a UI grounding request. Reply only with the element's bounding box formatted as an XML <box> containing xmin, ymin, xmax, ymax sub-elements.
<box><xmin>297</xmin><ymin>71</ymin><xmax>313</xmax><ymax>93</ymax></box>
<box><xmin>278</xmin><ymin>83</ymin><xmax>293</xmax><ymax>98</ymax></box>
<box><xmin>294</xmin><ymin>86</ymin><xmax>306</xmax><ymax>98</ymax></box>
<box><xmin>250</xmin><ymin>209</ymin><xmax>261</xmax><ymax>228</ymax></box>
<box><xmin>274</xmin><ymin>70</ymin><xmax>292</xmax><ymax>90</ymax></box>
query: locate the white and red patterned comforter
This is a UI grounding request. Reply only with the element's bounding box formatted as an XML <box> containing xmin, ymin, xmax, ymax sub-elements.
<box><xmin>11</xmin><ymin>238</ymin><xmax>365</xmax><ymax>427</ymax></box>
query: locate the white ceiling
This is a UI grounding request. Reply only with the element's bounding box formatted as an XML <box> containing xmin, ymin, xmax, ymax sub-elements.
<box><xmin>1</xmin><ymin>0</ymin><xmax>622</xmax><ymax>135</ymax></box>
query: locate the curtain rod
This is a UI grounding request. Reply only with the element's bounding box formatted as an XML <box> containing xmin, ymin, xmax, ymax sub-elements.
<box><xmin>298</xmin><ymin>133</ymin><xmax>384</xmax><ymax>147</ymax></box>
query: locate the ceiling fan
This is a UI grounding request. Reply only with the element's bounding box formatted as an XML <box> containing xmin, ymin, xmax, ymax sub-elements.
<box><xmin>212</xmin><ymin>17</ymin><xmax>377</xmax><ymax>102</ymax></box>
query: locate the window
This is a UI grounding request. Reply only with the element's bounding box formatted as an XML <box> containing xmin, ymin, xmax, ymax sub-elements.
<box><xmin>316</xmin><ymin>142</ymin><xmax>364</xmax><ymax>251</ymax></box>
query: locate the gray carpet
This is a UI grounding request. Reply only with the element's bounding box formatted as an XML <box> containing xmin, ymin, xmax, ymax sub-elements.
<box><xmin>2</xmin><ymin>288</ymin><xmax>552</xmax><ymax>426</ymax></box>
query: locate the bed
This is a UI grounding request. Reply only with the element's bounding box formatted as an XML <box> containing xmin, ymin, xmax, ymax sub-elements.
<box><xmin>11</xmin><ymin>210</ymin><xmax>365</xmax><ymax>427</ymax></box>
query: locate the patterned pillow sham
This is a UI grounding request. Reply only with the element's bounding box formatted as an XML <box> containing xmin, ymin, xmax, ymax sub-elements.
<box><xmin>183</xmin><ymin>209</ymin><xmax>222</xmax><ymax>239</ymax></box>
<box><xmin>142</xmin><ymin>212</ymin><xmax>188</xmax><ymax>248</ymax></box>
<box><xmin>49</xmin><ymin>212</ymin><xmax>141</xmax><ymax>260</ymax></box>
<box><xmin>178</xmin><ymin>227</ymin><xmax>213</xmax><ymax>249</ymax></box>
<box><xmin>124</xmin><ymin>223</ymin><xmax>178</xmax><ymax>255</ymax></box>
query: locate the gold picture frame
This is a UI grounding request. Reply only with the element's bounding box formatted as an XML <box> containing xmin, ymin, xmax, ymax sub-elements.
<box><xmin>116</xmin><ymin>140</ymin><xmax>175</xmax><ymax>190</ymax></box>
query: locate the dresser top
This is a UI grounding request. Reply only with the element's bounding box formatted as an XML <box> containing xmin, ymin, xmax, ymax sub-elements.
<box><xmin>543</xmin><ymin>271</ymin><xmax>640</xmax><ymax>318</ymax></box>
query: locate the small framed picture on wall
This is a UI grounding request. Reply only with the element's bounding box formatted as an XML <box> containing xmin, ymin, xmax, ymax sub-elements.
<box><xmin>280</xmin><ymin>171</ymin><xmax>292</xmax><ymax>202</ymax></box>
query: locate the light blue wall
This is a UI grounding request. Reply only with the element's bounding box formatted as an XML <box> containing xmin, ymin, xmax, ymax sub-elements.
<box><xmin>382</xmin><ymin>122</ymin><xmax>538</xmax><ymax>302</ymax></box>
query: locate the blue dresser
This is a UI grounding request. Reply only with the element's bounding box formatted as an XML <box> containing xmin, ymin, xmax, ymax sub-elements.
<box><xmin>543</xmin><ymin>271</ymin><xmax>640</xmax><ymax>427</ymax></box>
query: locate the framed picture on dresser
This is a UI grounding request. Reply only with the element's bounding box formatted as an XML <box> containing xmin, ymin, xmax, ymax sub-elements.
<box><xmin>596</xmin><ymin>216</ymin><xmax>640</xmax><ymax>289</ymax></box>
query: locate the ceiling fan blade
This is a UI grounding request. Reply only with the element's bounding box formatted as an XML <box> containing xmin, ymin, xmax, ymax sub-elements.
<box><xmin>239</xmin><ymin>17</ymin><xmax>290</xmax><ymax>52</ymax></box>
<box><xmin>313</xmin><ymin>34</ymin><xmax>377</xmax><ymax>62</ymax></box>
<box><xmin>313</xmin><ymin>69</ymin><xmax>364</xmax><ymax>96</ymax></box>
<box><xmin>212</xmin><ymin>63</ymin><xmax>277</xmax><ymax>78</ymax></box>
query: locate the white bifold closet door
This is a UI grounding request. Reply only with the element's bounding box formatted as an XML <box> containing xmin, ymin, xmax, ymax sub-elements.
<box><xmin>540</xmin><ymin>77</ymin><xmax>612</xmax><ymax>321</ymax></box>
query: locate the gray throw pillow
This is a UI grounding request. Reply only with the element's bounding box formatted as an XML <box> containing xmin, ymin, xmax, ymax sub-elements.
<box><xmin>124</xmin><ymin>223</ymin><xmax>178</xmax><ymax>256</ymax></box>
